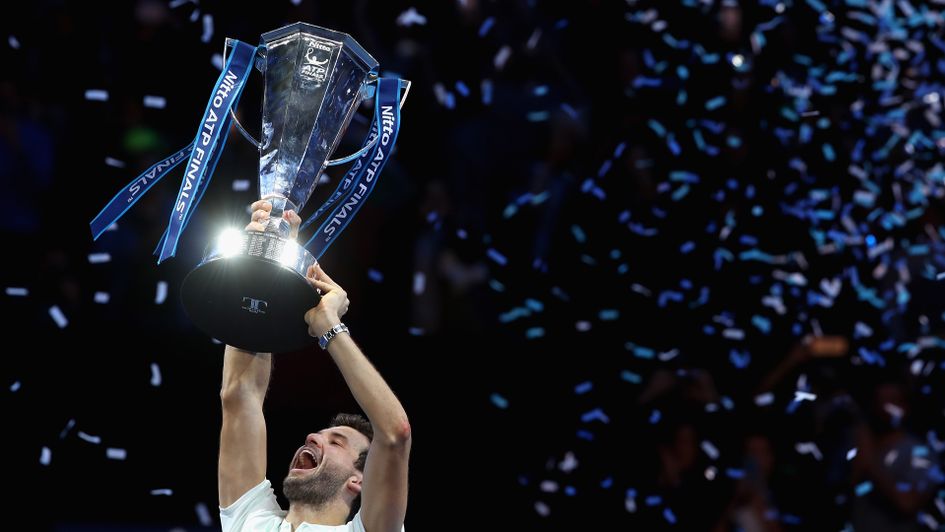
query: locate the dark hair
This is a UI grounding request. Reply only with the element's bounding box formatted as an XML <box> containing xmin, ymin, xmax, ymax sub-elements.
<box><xmin>329</xmin><ymin>412</ymin><xmax>373</xmax><ymax>471</ymax></box>
<box><xmin>329</xmin><ymin>413</ymin><xmax>373</xmax><ymax>520</ymax></box>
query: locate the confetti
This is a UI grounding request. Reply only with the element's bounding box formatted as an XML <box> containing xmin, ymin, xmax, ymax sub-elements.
<box><xmin>84</xmin><ymin>89</ymin><xmax>109</xmax><ymax>101</ymax></box>
<box><xmin>396</xmin><ymin>8</ymin><xmax>428</xmax><ymax>27</ymax></box>
<box><xmin>143</xmin><ymin>95</ymin><xmax>166</xmax><ymax>109</ymax></box>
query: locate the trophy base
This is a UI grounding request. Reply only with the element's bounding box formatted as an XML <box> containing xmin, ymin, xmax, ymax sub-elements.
<box><xmin>181</xmin><ymin>230</ymin><xmax>319</xmax><ymax>353</ymax></box>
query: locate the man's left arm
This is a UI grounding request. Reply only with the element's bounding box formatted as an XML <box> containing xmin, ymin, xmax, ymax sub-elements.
<box><xmin>307</xmin><ymin>264</ymin><xmax>410</xmax><ymax>532</ymax></box>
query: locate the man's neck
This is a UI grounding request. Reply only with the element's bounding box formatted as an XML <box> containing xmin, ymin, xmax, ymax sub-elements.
<box><xmin>285</xmin><ymin>501</ymin><xmax>350</xmax><ymax>530</ymax></box>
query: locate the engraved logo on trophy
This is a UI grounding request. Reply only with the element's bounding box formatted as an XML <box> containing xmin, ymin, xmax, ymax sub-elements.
<box><xmin>300</xmin><ymin>39</ymin><xmax>334</xmax><ymax>82</ymax></box>
<box><xmin>241</xmin><ymin>297</ymin><xmax>269</xmax><ymax>315</ymax></box>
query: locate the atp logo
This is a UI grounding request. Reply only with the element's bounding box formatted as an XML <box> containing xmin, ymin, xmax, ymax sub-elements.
<box><xmin>300</xmin><ymin>40</ymin><xmax>333</xmax><ymax>82</ymax></box>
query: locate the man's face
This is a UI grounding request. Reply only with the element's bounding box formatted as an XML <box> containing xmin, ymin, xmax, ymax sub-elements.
<box><xmin>283</xmin><ymin>426</ymin><xmax>371</xmax><ymax>507</ymax></box>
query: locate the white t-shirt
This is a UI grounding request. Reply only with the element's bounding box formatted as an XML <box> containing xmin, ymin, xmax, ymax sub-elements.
<box><xmin>220</xmin><ymin>479</ymin><xmax>405</xmax><ymax>532</ymax></box>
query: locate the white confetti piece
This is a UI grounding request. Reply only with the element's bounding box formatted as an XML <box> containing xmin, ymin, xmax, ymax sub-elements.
<box><xmin>196</xmin><ymin>502</ymin><xmax>212</xmax><ymax>526</ymax></box>
<box><xmin>78</xmin><ymin>431</ymin><xmax>101</xmax><ymax>444</ymax></box>
<box><xmin>9</xmin><ymin>35</ymin><xmax>20</xmax><ymax>49</ymax></box>
<box><xmin>6</xmin><ymin>287</ymin><xmax>28</xmax><ymax>297</ymax></box>
<box><xmin>93</xmin><ymin>292</ymin><xmax>110</xmax><ymax>304</ymax></box>
<box><xmin>211</xmin><ymin>53</ymin><xmax>224</xmax><ymax>70</ymax></box>
<box><xmin>88</xmin><ymin>253</ymin><xmax>111</xmax><ymax>264</ymax></box>
<box><xmin>84</xmin><ymin>89</ymin><xmax>109</xmax><ymax>102</ymax></box>
<box><xmin>701</xmin><ymin>440</ymin><xmax>719</xmax><ymax>460</ymax></box>
<box><xmin>150</xmin><ymin>363</ymin><xmax>162</xmax><ymax>387</ymax></box>
<box><xmin>232</xmin><ymin>179</ymin><xmax>250</xmax><ymax>191</ymax></box>
<box><xmin>10</xmin><ymin>381</ymin><xmax>21</xmax><ymax>392</ymax></box>
<box><xmin>493</xmin><ymin>45</ymin><xmax>511</xmax><ymax>70</ymax></box>
<box><xmin>155</xmin><ymin>281</ymin><xmax>168</xmax><ymax>304</ymax></box>
<box><xmin>201</xmin><ymin>14</ymin><xmax>213</xmax><ymax>43</ymax></box>
<box><xmin>527</xmin><ymin>29</ymin><xmax>542</xmax><ymax>50</ymax></box>
<box><xmin>412</xmin><ymin>272</ymin><xmax>425</xmax><ymax>295</ymax></box>
<box><xmin>575</xmin><ymin>321</ymin><xmax>591</xmax><ymax>332</ymax></box>
<box><xmin>794</xmin><ymin>391</ymin><xmax>817</xmax><ymax>402</ymax></box>
<box><xmin>40</xmin><ymin>446</ymin><xmax>51</xmax><ymax>466</ymax></box>
<box><xmin>150</xmin><ymin>489</ymin><xmax>173</xmax><ymax>496</ymax></box>
<box><xmin>396</xmin><ymin>7</ymin><xmax>427</xmax><ymax>27</ymax></box>
<box><xmin>535</xmin><ymin>501</ymin><xmax>550</xmax><ymax>517</ymax></box>
<box><xmin>847</xmin><ymin>448</ymin><xmax>857</xmax><ymax>460</ymax></box>
<box><xmin>754</xmin><ymin>392</ymin><xmax>774</xmax><ymax>406</ymax></box>
<box><xmin>143</xmin><ymin>95</ymin><xmax>166</xmax><ymax>109</ymax></box>
<box><xmin>539</xmin><ymin>480</ymin><xmax>558</xmax><ymax>493</ymax></box>
<box><xmin>558</xmin><ymin>451</ymin><xmax>578</xmax><ymax>473</ymax></box>
<box><xmin>795</xmin><ymin>441</ymin><xmax>823</xmax><ymax>460</ymax></box>
<box><xmin>106</xmin><ymin>448</ymin><xmax>127</xmax><ymax>460</ymax></box>
<box><xmin>104</xmin><ymin>157</ymin><xmax>126</xmax><ymax>168</ymax></box>
<box><xmin>49</xmin><ymin>306</ymin><xmax>68</xmax><ymax>328</ymax></box>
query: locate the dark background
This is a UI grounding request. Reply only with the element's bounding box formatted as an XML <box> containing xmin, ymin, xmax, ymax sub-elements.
<box><xmin>5</xmin><ymin>0</ymin><xmax>945</xmax><ymax>530</ymax></box>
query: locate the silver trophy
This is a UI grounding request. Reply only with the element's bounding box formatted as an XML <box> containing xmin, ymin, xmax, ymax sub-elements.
<box><xmin>180</xmin><ymin>22</ymin><xmax>408</xmax><ymax>353</ymax></box>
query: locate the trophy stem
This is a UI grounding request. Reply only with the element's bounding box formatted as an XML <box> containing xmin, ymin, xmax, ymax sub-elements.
<box><xmin>261</xmin><ymin>195</ymin><xmax>298</xmax><ymax>238</ymax></box>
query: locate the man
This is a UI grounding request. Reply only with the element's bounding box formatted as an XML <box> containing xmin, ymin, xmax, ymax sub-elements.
<box><xmin>218</xmin><ymin>200</ymin><xmax>410</xmax><ymax>531</ymax></box>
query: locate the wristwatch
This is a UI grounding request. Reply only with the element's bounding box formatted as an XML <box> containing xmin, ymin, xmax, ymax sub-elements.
<box><xmin>318</xmin><ymin>323</ymin><xmax>349</xmax><ymax>349</ymax></box>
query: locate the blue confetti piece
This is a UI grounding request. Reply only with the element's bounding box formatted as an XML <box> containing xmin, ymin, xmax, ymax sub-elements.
<box><xmin>526</xmin><ymin>111</ymin><xmax>549</xmax><ymax>122</ymax></box>
<box><xmin>575</xmin><ymin>381</ymin><xmax>593</xmax><ymax>395</ymax></box>
<box><xmin>621</xmin><ymin>370</ymin><xmax>642</xmax><ymax>384</ymax></box>
<box><xmin>633</xmin><ymin>77</ymin><xmax>663</xmax><ymax>89</ymax></box>
<box><xmin>649</xmin><ymin>409</ymin><xmax>661</xmax><ymax>424</ymax></box>
<box><xmin>823</xmin><ymin>143</ymin><xmax>836</xmax><ymax>161</ymax></box>
<box><xmin>601</xmin><ymin>477</ymin><xmax>613</xmax><ymax>489</ymax></box>
<box><xmin>576</xmin><ymin>429</ymin><xmax>594</xmax><ymax>441</ymax></box>
<box><xmin>648</xmin><ymin>119</ymin><xmax>667</xmax><ymax>137</ymax></box>
<box><xmin>454</xmin><ymin>81</ymin><xmax>470</xmax><ymax>97</ymax></box>
<box><xmin>658</xmin><ymin>290</ymin><xmax>684</xmax><ymax>307</ymax></box>
<box><xmin>740</xmin><ymin>249</ymin><xmax>775</xmax><ymax>263</ymax></box>
<box><xmin>478</xmin><ymin>17</ymin><xmax>495</xmax><ymax>37</ymax></box>
<box><xmin>664</xmin><ymin>508</ymin><xmax>677</xmax><ymax>524</ymax></box>
<box><xmin>666</xmin><ymin>133</ymin><xmax>681</xmax><ymax>155</ymax></box>
<box><xmin>532</xmin><ymin>85</ymin><xmax>548</xmax><ymax>96</ymax></box>
<box><xmin>597</xmin><ymin>159</ymin><xmax>612</xmax><ymax>177</ymax></box>
<box><xmin>730</xmin><ymin>349</ymin><xmax>751</xmax><ymax>369</ymax></box>
<box><xmin>680</xmin><ymin>241</ymin><xmax>695</xmax><ymax>254</ymax></box>
<box><xmin>672</xmin><ymin>184</ymin><xmax>690</xmax><ymax>201</ymax></box>
<box><xmin>367</xmin><ymin>269</ymin><xmax>384</xmax><ymax>283</ymax></box>
<box><xmin>525</xmin><ymin>298</ymin><xmax>544</xmax><ymax>312</ymax></box>
<box><xmin>571</xmin><ymin>225</ymin><xmax>587</xmax><ymax>243</ymax></box>
<box><xmin>486</xmin><ymin>248</ymin><xmax>508</xmax><ymax>266</ymax></box>
<box><xmin>490</xmin><ymin>393</ymin><xmax>509</xmax><ymax>409</ymax></box>
<box><xmin>599</xmin><ymin>309</ymin><xmax>619</xmax><ymax>320</ymax></box>
<box><xmin>581</xmin><ymin>408</ymin><xmax>610</xmax><ymax>423</ymax></box>
<box><xmin>564</xmin><ymin>486</ymin><xmax>576</xmax><ymax>496</ymax></box>
<box><xmin>752</xmin><ymin>315</ymin><xmax>772</xmax><ymax>333</ymax></box>
<box><xmin>705</xmin><ymin>96</ymin><xmax>727</xmax><ymax>111</ymax></box>
<box><xmin>525</xmin><ymin>327</ymin><xmax>545</xmax><ymax>339</ymax></box>
<box><xmin>670</xmin><ymin>170</ymin><xmax>700</xmax><ymax>183</ymax></box>
<box><xmin>645</xmin><ymin>495</ymin><xmax>662</xmax><ymax>506</ymax></box>
<box><xmin>726</xmin><ymin>468</ymin><xmax>746</xmax><ymax>479</ymax></box>
<box><xmin>488</xmin><ymin>279</ymin><xmax>505</xmax><ymax>292</ymax></box>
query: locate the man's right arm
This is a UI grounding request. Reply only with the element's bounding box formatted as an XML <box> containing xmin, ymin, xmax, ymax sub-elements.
<box><xmin>218</xmin><ymin>345</ymin><xmax>271</xmax><ymax>507</ymax></box>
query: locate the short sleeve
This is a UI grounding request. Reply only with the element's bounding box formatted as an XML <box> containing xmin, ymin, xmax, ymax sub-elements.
<box><xmin>348</xmin><ymin>511</ymin><xmax>405</xmax><ymax>532</ymax></box>
<box><xmin>220</xmin><ymin>479</ymin><xmax>284</xmax><ymax>532</ymax></box>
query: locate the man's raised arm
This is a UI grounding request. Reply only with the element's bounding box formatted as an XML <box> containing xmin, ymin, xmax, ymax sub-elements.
<box><xmin>306</xmin><ymin>264</ymin><xmax>411</xmax><ymax>532</ymax></box>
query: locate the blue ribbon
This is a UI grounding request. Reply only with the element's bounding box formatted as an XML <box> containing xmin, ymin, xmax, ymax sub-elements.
<box><xmin>89</xmin><ymin>40</ymin><xmax>257</xmax><ymax>264</ymax></box>
<box><xmin>89</xmin><ymin>144</ymin><xmax>192</xmax><ymax>240</ymax></box>
<box><xmin>157</xmin><ymin>40</ymin><xmax>257</xmax><ymax>263</ymax></box>
<box><xmin>303</xmin><ymin>78</ymin><xmax>402</xmax><ymax>260</ymax></box>
<box><xmin>299</xmin><ymin>121</ymin><xmax>379</xmax><ymax>232</ymax></box>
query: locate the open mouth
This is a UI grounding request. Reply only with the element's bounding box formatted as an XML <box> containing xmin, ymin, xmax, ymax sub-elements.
<box><xmin>292</xmin><ymin>448</ymin><xmax>319</xmax><ymax>473</ymax></box>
